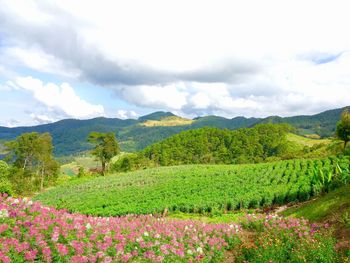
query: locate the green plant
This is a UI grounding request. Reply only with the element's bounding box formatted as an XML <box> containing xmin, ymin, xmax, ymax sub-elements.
<box><xmin>34</xmin><ymin>157</ymin><xmax>350</xmax><ymax>216</ymax></box>
<box><xmin>0</xmin><ymin>179</ymin><xmax>13</xmax><ymax>195</ymax></box>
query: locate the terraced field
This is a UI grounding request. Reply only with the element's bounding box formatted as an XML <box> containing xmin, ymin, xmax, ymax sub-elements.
<box><xmin>34</xmin><ymin>157</ymin><xmax>350</xmax><ymax>216</ymax></box>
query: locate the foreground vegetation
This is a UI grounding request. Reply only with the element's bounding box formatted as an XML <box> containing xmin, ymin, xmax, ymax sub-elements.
<box><xmin>1</xmin><ymin>195</ymin><xmax>346</xmax><ymax>262</ymax></box>
<box><xmin>35</xmin><ymin>157</ymin><xmax>350</xmax><ymax>216</ymax></box>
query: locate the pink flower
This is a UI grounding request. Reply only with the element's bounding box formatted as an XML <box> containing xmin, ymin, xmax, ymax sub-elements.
<box><xmin>24</xmin><ymin>249</ymin><xmax>38</xmax><ymax>261</ymax></box>
<box><xmin>57</xmin><ymin>243</ymin><xmax>69</xmax><ymax>256</ymax></box>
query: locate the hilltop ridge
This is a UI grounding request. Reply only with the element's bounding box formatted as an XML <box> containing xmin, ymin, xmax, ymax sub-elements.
<box><xmin>0</xmin><ymin>106</ymin><xmax>348</xmax><ymax>156</ymax></box>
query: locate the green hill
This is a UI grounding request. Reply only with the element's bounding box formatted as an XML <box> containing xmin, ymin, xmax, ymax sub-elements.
<box><xmin>0</xmin><ymin>106</ymin><xmax>347</xmax><ymax>156</ymax></box>
<box><xmin>114</xmin><ymin>124</ymin><xmax>292</xmax><ymax>170</ymax></box>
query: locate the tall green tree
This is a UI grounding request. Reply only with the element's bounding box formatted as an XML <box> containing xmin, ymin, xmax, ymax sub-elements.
<box><xmin>88</xmin><ymin>132</ymin><xmax>120</xmax><ymax>175</ymax></box>
<box><xmin>336</xmin><ymin>109</ymin><xmax>350</xmax><ymax>149</ymax></box>
<box><xmin>36</xmin><ymin>133</ymin><xmax>59</xmax><ymax>190</ymax></box>
<box><xmin>5</xmin><ymin>132</ymin><xmax>40</xmax><ymax>170</ymax></box>
<box><xmin>5</xmin><ymin>132</ymin><xmax>59</xmax><ymax>191</ymax></box>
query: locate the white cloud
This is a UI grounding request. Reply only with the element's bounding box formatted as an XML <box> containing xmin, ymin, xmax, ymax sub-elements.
<box><xmin>1</xmin><ymin>0</ymin><xmax>350</xmax><ymax>121</ymax></box>
<box><xmin>117</xmin><ymin>84</ymin><xmax>189</xmax><ymax>110</ymax></box>
<box><xmin>13</xmin><ymin>76</ymin><xmax>105</xmax><ymax>120</ymax></box>
<box><xmin>4</xmin><ymin>47</ymin><xmax>80</xmax><ymax>78</ymax></box>
<box><xmin>116</xmin><ymin>110</ymin><xmax>139</xmax><ymax>119</ymax></box>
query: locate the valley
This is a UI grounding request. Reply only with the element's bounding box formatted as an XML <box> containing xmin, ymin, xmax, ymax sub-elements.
<box><xmin>0</xmin><ymin>107</ymin><xmax>349</xmax><ymax>262</ymax></box>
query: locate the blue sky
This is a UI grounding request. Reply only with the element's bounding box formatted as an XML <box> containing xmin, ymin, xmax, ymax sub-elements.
<box><xmin>1</xmin><ymin>0</ymin><xmax>350</xmax><ymax>127</ymax></box>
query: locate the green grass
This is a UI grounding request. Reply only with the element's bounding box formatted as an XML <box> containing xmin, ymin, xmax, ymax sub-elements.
<box><xmin>168</xmin><ymin>211</ymin><xmax>245</xmax><ymax>223</ymax></box>
<box><xmin>287</xmin><ymin>133</ymin><xmax>331</xmax><ymax>147</ymax></box>
<box><xmin>282</xmin><ymin>185</ymin><xmax>350</xmax><ymax>222</ymax></box>
<box><xmin>34</xmin><ymin>157</ymin><xmax>349</xmax><ymax>216</ymax></box>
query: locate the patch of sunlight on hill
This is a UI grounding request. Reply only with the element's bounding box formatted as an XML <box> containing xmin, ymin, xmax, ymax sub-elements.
<box><xmin>141</xmin><ymin>116</ymin><xmax>193</xmax><ymax>127</ymax></box>
<box><xmin>287</xmin><ymin>133</ymin><xmax>331</xmax><ymax>147</ymax></box>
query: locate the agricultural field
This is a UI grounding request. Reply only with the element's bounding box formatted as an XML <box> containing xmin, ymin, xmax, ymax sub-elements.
<box><xmin>60</xmin><ymin>156</ymin><xmax>100</xmax><ymax>176</ymax></box>
<box><xmin>35</xmin><ymin>157</ymin><xmax>350</xmax><ymax>216</ymax></box>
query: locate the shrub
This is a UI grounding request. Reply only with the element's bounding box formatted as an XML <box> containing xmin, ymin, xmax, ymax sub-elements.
<box><xmin>0</xmin><ymin>179</ymin><xmax>13</xmax><ymax>195</ymax></box>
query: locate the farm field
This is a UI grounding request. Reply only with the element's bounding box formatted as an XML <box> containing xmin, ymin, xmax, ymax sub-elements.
<box><xmin>35</xmin><ymin>157</ymin><xmax>350</xmax><ymax>216</ymax></box>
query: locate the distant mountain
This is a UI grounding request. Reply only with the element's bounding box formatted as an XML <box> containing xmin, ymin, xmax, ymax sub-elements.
<box><xmin>138</xmin><ymin>111</ymin><xmax>175</xmax><ymax>121</ymax></box>
<box><xmin>0</xmin><ymin>106</ymin><xmax>347</xmax><ymax>156</ymax></box>
<box><xmin>261</xmin><ymin>107</ymin><xmax>347</xmax><ymax>137</ymax></box>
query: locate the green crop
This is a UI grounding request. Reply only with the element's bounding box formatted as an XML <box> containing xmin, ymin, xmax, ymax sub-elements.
<box><xmin>34</xmin><ymin>157</ymin><xmax>350</xmax><ymax>216</ymax></box>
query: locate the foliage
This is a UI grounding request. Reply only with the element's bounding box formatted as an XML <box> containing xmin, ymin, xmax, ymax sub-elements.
<box><xmin>283</xmin><ymin>184</ymin><xmax>350</xmax><ymax>222</ymax></box>
<box><xmin>88</xmin><ymin>132</ymin><xmax>120</xmax><ymax>175</ymax></box>
<box><xmin>77</xmin><ymin>166</ymin><xmax>85</xmax><ymax>178</ymax></box>
<box><xmin>238</xmin><ymin>214</ymin><xmax>339</xmax><ymax>262</ymax></box>
<box><xmin>0</xmin><ymin>160</ymin><xmax>9</xmax><ymax>179</ymax></box>
<box><xmin>0</xmin><ymin>160</ymin><xmax>12</xmax><ymax>195</ymax></box>
<box><xmin>113</xmin><ymin>124</ymin><xmax>294</xmax><ymax>172</ymax></box>
<box><xmin>4</xmin><ymin>132</ymin><xmax>59</xmax><ymax>194</ymax></box>
<box><xmin>336</xmin><ymin>108</ymin><xmax>350</xmax><ymax>149</ymax></box>
<box><xmin>35</xmin><ymin>157</ymin><xmax>350</xmax><ymax>216</ymax></box>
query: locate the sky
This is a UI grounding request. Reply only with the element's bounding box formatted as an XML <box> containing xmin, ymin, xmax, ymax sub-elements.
<box><xmin>1</xmin><ymin>0</ymin><xmax>350</xmax><ymax>127</ymax></box>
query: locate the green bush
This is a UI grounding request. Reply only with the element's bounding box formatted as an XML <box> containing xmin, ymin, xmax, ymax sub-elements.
<box><xmin>0</xmin><ymin>179</ymin><xmax>13</xmax><ymax>195</ymax></box>
<box><xmin>0</xmin><ymin>160</ymin><xmax>9</xmax><ymax>179</ymax></box>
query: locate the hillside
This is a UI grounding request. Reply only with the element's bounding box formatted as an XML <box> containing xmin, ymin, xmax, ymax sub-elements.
<box><xmin>113</xmin><ymin>124</ymin><xmax>293</xmax><ymax>171</ymax></box>
<box><xmin>0</xmin><ymin>106</ymin><xmax>347</xmax><ymax>156</ymax></box>
<box><xmin>283</xmin><ymin>185</ymin><xmax>350</xmax><ymax>222</ymax></box>
<box><xmin>34</xmin><ymin>157</ymin><xmax>350</xmax><ymax>216</ymax></box>
<box><xmin>141</xmin><ymin>116</ymin><xmax>194</xmax><ymax>127</ymax></box>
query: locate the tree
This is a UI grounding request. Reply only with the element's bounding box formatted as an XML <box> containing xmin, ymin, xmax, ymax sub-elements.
<box><xmin>5</xmin><ymin>132</ymin><xmax>59</xmax><ymax>191</ymax></box>
<box><xmin>336</xmin><ymin>109</ymin><xmax>350</xmax><ymax>149</ymax></box>
<box><xmin>0</xmin><ymin>160</ymin><xmax>9</xmax><ymax>179</ymax></box>
<box><xmin>36</xmin><ymin>133</ymin><xmax>59</xmax><ymax>190</ymax></box>
<box><xmin>88</xmin><ymin>132</ymin><xmax>120</xmax><ymax>175</ymax></box>
<box><xmin>5</xmin><ymin>132</ymin><xmax>40</xmax><ymax>170</ymax></box>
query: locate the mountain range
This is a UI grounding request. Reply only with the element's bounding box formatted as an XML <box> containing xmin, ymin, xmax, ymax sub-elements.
<box><xmin>0</xmin><ymin>106</ymin><xmax>347</xmax><ymax>156</ymax></box>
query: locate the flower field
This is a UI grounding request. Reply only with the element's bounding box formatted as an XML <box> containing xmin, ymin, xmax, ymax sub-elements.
<box><xmin>0</xmin><ymin>194</ymin><xmax>346</xmax><ymax>262</ymax></box>
<box><xmin>0</xmin><ymin>195</ymin><xmax>240</xmax><ymax>262</ymax></box>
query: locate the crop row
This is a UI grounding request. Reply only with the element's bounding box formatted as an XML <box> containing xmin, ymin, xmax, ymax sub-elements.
<box><xmin>34</xmin><ymin>157</ymin><xmax>350</xmax><ymax>216</ymax></box>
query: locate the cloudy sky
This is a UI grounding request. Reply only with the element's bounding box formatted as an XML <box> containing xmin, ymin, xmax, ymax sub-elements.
<box><xmin>1</xmin><ymin>0</ymin><xmax>350</xmax><ymax>127</ymax></box>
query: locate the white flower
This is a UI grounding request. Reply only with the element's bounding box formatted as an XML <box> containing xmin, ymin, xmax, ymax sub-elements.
<box><xmin>0</xmin><ymin>209</ymin><xmax>9</xmax><ymax>218</ymax></box>
<box><xmin>196</xmin><ymin>247</ymin><xmax>203</xmax><ymax>254</ymax></box>
<box><xmin>12</xmin><ymin>199</ymin><xmax>19</xmax><ymax>204</ymax></box>
<box><xmin>143</xmin><ymin>231</ymin><xmax>149</xmax><ymax>237</ymax></box>
<box><xmin>86</xmin><ymin>223</ymin><xmax>92</xmax><ymax>230</ymax></box>
<box><xmin>187</xmin><ymin>249</ymin><xmax>193</xmax><ymax>255</ymax></box>
<box><xmin>28</xmin><ymin>201</ymin><xmax>33</xmax><ymax>206</ymax></box>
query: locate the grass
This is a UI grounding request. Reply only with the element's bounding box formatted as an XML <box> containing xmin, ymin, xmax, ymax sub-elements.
<box><xmin>287</xmin><ymin>133</ymin><xmax>331</xmax><ymax>147</ymax></box>
<box><xmin>141</xmin><ymin>116</ymin><xmax>193</xmax><ymax>127</ymax></box>
<box><xmin>60</xmin><ymin>156</ymin><xmax>99</xmax><ymax>176</ymax></box>
<box><xmin>282</xmin><ymin>185</ymin><xmax>350</xmax><ymax>223</ymax></box>
<box><xmin>168</xmin><ymin>211</ymin><xmax>246</xmax><ymax>223</ymax></box>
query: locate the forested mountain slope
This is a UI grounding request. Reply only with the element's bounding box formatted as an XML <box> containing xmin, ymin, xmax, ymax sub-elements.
<box><xmin>0</xmin><ymin>107</ymin><xmax>347</xmax><ymax>156</ymax></box>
